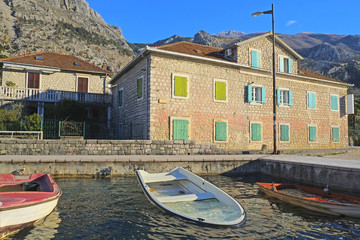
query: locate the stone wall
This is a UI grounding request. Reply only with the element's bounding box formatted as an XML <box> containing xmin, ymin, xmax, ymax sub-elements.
<box><xmin>0</xmin><ymin>139</ymin><xmax>233</xmax><ymax>155</ymax></box>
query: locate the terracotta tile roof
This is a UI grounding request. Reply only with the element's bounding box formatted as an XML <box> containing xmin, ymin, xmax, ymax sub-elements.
<box><xmin>298</xmin><ymin>68</ymin><xmax>344</xmax><ymax>84</ymax></box>
<box><xmin>153</xmin><ymin>42</ymin><xmax>227</xmax><ymax>61</ymax></box>
<box><xmin>0</xmin><ymin>52</ymin><xmax>109</xmax><ymax>74</ymax></box>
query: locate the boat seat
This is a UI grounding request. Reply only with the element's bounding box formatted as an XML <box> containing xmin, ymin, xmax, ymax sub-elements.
<box><xmin>157</xmin><ymin>192</ymin><xmax>215</xmax><ymax>203</ymax></box>
<box><xmin>143</xmin><ymin>173</ymin><xmax>187</xmax><ymax>183</ymax></box>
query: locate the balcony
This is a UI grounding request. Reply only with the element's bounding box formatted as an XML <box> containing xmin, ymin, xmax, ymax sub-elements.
<box><xmin>0</xmin><ymin>86</ymin><xmax>112</xmax><ymax>104</ymax></box>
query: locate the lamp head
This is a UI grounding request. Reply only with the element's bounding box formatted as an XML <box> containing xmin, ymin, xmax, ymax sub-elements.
<box><xmin>252</xmin><ymin>12</ymin><xmax>263</xmax><ymax>17</ymax></box>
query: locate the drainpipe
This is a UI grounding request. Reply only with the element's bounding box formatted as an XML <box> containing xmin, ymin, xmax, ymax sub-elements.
<box><xmin>144</xmin><ymin>55</ymin><xmax>149</xmax><ymax>140</ymax></box>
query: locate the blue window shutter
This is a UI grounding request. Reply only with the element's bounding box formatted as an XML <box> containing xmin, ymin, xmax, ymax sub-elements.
<box><xmin>280</xmin><ymin>125</ymin><xmax>289</xmax><ymax>141</ymax></box>
<box><xmin>173</xmin><ymin>119</ymin><xmax>189</xmax><ymax>140</ymax></box>
<box><xmin>252</xmin><ymin>123</ymin><xmax>262</xmax><ymax>141</ymax></box>
<box><xmin>247</xmin><ymin>84</ymin><xmax>253</xmax><ymax>103</ymax></box>
<box><xmin>332</xmin><ymin>127</ymin><xmax>339</xmax><ymax>142</ymax></box>
<box><xmin>288</xmin><ymin>58</ymin><xmax>293</xmax><ymax>73</ymax></box>
<box><xmin>331</xmin><ymin>95</ymin><xmax>339</xmax><ymax>110</ymax></box>
<box><xmin>309</xmin><ymin>126</ymin><xmax>317</xmax><ymax>142</ymax></box>
<box><xmin>279</xmin><ymin>56</ymin><xmax>284</xmax><ymax>72</ymax></box>
<box><xmin>251</xmin><ymin>50</ymin><xmax>260</xmax><ymax>68</ymax></box>
<box><xmin>276</xmin><ymin>88</ymin><xmax>281</xmax><ymax>105</ymax></box>
<box><xmin>215</xmin><ymin>122</ymin><xmax>227</xmax><ymax>141</ymax></box>
<box><xmin>261</xmin><ymin>87</ymin><xmax>266</xmax><ymax>104</ymax></box>
<box><xmin>308</xmin><ymin>92</ymin><xmax>316</xmax><ymax>108</ymax></box>
<box><xmin>289</xmin><ymin>90</ymin><xmax>293</xmax><ymax>106</ymax></box>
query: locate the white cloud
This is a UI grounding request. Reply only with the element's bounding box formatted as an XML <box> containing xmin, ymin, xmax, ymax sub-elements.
<box><xmin>286</xmin><ymin>20</ymin><xmax>296</xmax><ymax>26</ymax></box>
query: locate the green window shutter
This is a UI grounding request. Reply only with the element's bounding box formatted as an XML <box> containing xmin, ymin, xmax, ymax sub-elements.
<box><xmin>332</xmin><ymin>127</ymin><xmax>340</xmax><ymax>142</ymax></box>
<box><xmin>215</xmin><ymin>121</ymin><xmax>227</xmax><ymax>141</ymax></box>
<box><xmin>261</xmin><ymin>87</ymin><xmax>266</xmax><ymax>104</ymax></box>
<box><xmin>308</xmin><ymin>92</ymin><xmax>316</xmax><ymax>108</ymax></box>
<box><xmin>309</xmin><ymin>126</ymin><xmax>317</xmax><ymax>142</ymax></box>
<box><xmin>279</xmin><ymin>56</ymin><xmax>284</xmax><ymax>72</ymax></box>
<box><xmin>289</xmin><ymin>90</ymin><xmax>293</xmax><ymax>106</ymax></box>
<box><xmin>215</xmin><ymin>81</ymin><xmax>226</xmax><ymax>101</ymax></box>
<box><xmin>288</xmin><ymin>58</ymin><xmax>293</xmax><ymax>73</ymax></box>
<box><xmin>118</xmin><ymin>89</ymin><xmax>123</xmax><ymax>107</ymax></box>
<box><xmin>174</xmin><ymin>76</ymin><xmax>188</xmax><ymax>97</ymax></box>
<box><xmin>173</xmin><ymin>119</ymin><xmax>189</xmax><ymax>140</ymax></box>
<box><xmin>137</xmin><ymin>78</ymin><xmax>143</xmax><ymax>98</ymax></box>
<box><xmin>247</xmin><ymin>84</ymin><xmax>253</xmax><ymax>103</ymax></box>
<box><xmin>280</xmin><ymin>125</ymin><xmax>289</xmax><ymax>141</ymax></box>
<box><xmin>251</xmin><ymin>50</ymin><xmax>260</xmax><ymax>68</ymax></box>
<box><xmin>276</xmin><ymin>88</ymin><xmax>281</xmax><ymax>105</ymax></box>
<box><xmin>331</xmin><ymin>95</ymin><xmax>339</xmax><ymax>110</ymax></box>
<box><xmin>251</xmin><ymin>123</ymin><xmax>261</xmax><ymax>141</ymax></box>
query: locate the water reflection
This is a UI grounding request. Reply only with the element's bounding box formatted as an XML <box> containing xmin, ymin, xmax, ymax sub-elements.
<box><xmin>5</xmin><ymin>175</ymin><xmax>360</xmax><ymax>239</ymax></box>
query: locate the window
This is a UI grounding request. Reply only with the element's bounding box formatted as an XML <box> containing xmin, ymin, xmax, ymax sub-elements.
<box><xmin>332</xmin><ymin>127</ymin><xmax>340</xmax><ymax>142</ymax></box>
<box><xmin>248</xmin><ymin>85</ymin><xmax>266</xmax><ymax>104</ymax></box>
<box><xmin>251</xmin><ymin>50</ymin><xmax>261</xmax><ymax>68</ymax></box>
<box><xmin>251</xmin><ymin>123</ymin><xmax>262</xmax><ymax>141</ymax></box>
<box><xmin>279</xmin><ymin>56</ymin><xmax>293</xmax><ymax>73</ymax></box>
<box><xmin>118</xmin><ymin>88</ymin><xmax>124</xmax><ymax>107</ymax></box>
<box><xmin>280</xmin><ymin>124</ymin><xmax>290</xmax><ymax>141</ymax></box>
<box><xmin>77</xmin><ymin>77</ymin><xmax>88</xmax><ymax>93</ymax></box>
<box><xmin>309</xmin><ymin>125</ymin><xmax>317</xmax><ymax>142</ymax></box>
<box><xmin>35</xmin><ymin>56</ymin><xmax>43</xmax><ymax>61</ymax></box>
<box><xmin>277</xmin><ymin>89</ymin><xmax>293</xmax><ymax>106</ymax></box>
<box><xmin>172</xmin><ymin>74</ymin><xmax>188</xmax><ymax>98</ymax></box>
<box><xmin>330</xmin><ymin>95</ymin><xmax>339</xmax><ymax>111</ymax></box>
<box><xmin>172</xmin><ymin>119</ymin><xmax>189</xmax><ymax>140</ymax></box>
<box><xmin>215</xmin><ymin>121</ymin><xmax>227</xmax><ymax>141</ymax></box>
<box><xmin>307</xmin><ymin>92</ymin><xmax>316</xmax><ymax>109</ymax></box>
<box><xmin>214</xmin><ymin>79</ymin><xmax>227</xmax><ymax>101</ymax></box>
<box><xmin>137</xmin><ymin>77</ymin><xmax>143</xmax><ymax>99</ymax></box>
<box><xmin>27</xmin><ymin>72</ymin><xmax>40</xmax><ymax>89</ymax></box>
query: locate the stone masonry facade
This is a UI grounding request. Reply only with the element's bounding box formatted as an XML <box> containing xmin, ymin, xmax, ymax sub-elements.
<box><xmin>112</xmin><ymin>35</ymin><xmax>350</xmax><ymax>151</ymax></box>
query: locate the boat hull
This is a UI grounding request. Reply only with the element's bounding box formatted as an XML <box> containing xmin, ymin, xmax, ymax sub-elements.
<box><xmin>136</xmin><ymin>167</ymin><xmax>246</xmax><ymax>226</ymax></box>
<box><xmin>0</xmin><ymin>198</ymin><xmax>59</xmax><ymax>238</ymax></box>
<box><xmin>257</xmin><ymin>183</ymin><xmax>360</xmax><ymax>217</ymax></box>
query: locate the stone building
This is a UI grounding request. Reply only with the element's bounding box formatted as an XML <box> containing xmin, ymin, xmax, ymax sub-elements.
<box><xmin>0</xmin><ymin>52</ymin><xmax>111</xmax><ymax>122</ymax></box>
<box><xmin>111</xmin><ymin>32</ymin><xmax>353</xmax><ymax>151</ymax></box>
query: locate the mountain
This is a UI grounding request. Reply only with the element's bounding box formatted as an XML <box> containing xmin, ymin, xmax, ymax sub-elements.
<box><xmin>150</xmin><ymin>30</ymin><xmax>360</xmax><ymax>92</ymax></box>
<box><xmin>0</xmin><ymin>0</ymin><xmax>133</xmax><ymax>73</ymax></box>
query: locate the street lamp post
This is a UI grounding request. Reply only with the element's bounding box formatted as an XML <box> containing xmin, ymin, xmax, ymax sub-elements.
<box><xmin>252</xmin><ymin>4</ymin><xmax>277</xmax><ymax>154</ymax></box>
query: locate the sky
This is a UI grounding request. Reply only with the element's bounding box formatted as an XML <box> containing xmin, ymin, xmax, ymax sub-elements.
<box><xmin>86</xmin><ymin>0</ymin><xmax>360</xmax><ymax>44</ymax></box>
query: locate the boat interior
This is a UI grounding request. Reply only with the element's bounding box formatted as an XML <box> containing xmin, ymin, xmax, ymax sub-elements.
<box><xmin>0</xmin><ymin>174</ymin><xmax>53</xmax><ymax>192</ymax></box>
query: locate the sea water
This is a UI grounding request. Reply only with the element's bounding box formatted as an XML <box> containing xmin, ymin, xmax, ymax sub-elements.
<box><xmin>5</xmin><ymin>174</ymin><xmax>360</xmax><ymax>239</ymax></box>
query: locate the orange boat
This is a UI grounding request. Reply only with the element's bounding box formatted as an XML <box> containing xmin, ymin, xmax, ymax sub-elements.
<box><xmin>257</xmin><ymin>182</ymin><xmax>360</xmax><ymax>217</ymax></box>
<box><xmin>0</xmin><ymin>173</ymin><xmax>61</xmax><ymax>238</ymax></box>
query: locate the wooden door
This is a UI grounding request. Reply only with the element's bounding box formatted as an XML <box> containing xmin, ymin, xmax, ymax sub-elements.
<box><xmin>78</xmin><ymin>77</ymin><xmax>88</xmax><ymax>93</ymax></box>
<box><xmin>28</xmin><ymin>72</ymin><xmax>40</xmax><ymax>89</ymax></box>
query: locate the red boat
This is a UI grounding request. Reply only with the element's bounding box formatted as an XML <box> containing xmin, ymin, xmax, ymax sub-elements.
<box><xmin>257</xmin><ymin>182</ymin><xmax>360</xmax><ymax>217</ymax></box>
<box><xmin>0</xmin><ymin>173</ymin><xmax>62</xmax><ymax>238</ymax></box>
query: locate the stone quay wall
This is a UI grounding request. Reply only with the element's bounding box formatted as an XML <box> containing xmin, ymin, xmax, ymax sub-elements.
<box><xmin>0</xmin><ymin>139</ymin><xmax>243</xmax><ymax>156</ymax></box>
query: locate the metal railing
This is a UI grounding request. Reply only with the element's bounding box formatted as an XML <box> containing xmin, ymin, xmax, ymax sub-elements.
<box><xmin>0</xmin><ymin>86</ymin><xmax>112</xmax><ymax>104</ymax></box>
<box><xmin>0</xmin><ymin>130</ymin><xmax>43</xmax><ymax>139</ymax></box>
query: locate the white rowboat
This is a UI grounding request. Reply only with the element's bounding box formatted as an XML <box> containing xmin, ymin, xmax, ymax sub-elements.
<box><xmin>136</xmin><ymin>167</ymin><xmax>246</xmax><ymax>226</ymax></box>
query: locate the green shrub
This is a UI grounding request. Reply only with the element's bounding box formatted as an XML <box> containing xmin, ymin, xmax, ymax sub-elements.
<box><xmin>23</xmin><ymin>113</ymin><xmax>42</xmax><ymax>131</ymax></box>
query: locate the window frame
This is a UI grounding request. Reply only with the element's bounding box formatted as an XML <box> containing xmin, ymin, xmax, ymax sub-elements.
<box><xmin>250</xmin><ymin>122</ymin><xmax>262</xmax><ymax>142</ymax></box>
<box><xmin>279</xmin><ymin>123</ymin><xmax>290</xmax><ymax>142</ymax></box>
<box><xmin>330</xmin><ymin>94</ymin><xmax>339</xmax><ymax>111</ymax></box>
<box><xmin>307</xmin><ymin>91</ymin><xmax>317</xmax><ymax>109</ymax></box>
<box><xmin>249</xmin><ymin>84</ymin><xmax>266</xmax><ymax>104</ymax></box>
<box><xmin>136</xmin><ymin>75</ymin><xmax>144</xmax><ymax>101</ymax></box>
<box><xmin>118</xmin><ymin>87</ymin><xmax>124</xmax><ymax>108</ymax></box>
<box><xmin>249</xmin><ymin>49</ymin><xmax>261</xmax><ymax>68</ymax></box>
<box><xmin>308</xmin><ymin>125</ymin><xmax>317</xmax><ymax>143</ymax></box>
<box><xmin>213</xmin><ymin>79</ymin><xmax>228</xmax><ymax>102</ymax></box>
<box><xmin>172</xmin><ymin>73</ymin><xmax>189</xmax><ymax>99</ymax></box>
<box><xmin>279</xmin><ymin>55</ymin><xmax>293</xmax><ymax>74</ymax></box>
<box><xmin>331</xmin><ymin>126</ymin><xmax>340</xmax><ymax>143</ymax></box>
<box><xmin>26</xmin><ymin>71</ymin><xmax>41</xmax><ymax>89</ymax></box>
<box><xmin>214</xmin><ymin>119</ymin><xmax>228</xmax><ymax>142</ymax></box>
<box><xmin>169</xmin><ymin>116</ymin><xmax>191</xmax><ymax>140</ymax></box>
<box><xmin>277</xmin><ymin>88</ymin><xmax>292</xmax><ymax>107</ymax></box>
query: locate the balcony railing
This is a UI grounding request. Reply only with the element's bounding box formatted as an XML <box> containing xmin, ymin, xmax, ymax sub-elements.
<box><xmin>0</xmin><ymin>86</ymin><xmax>112</xmax><ymax>104</ymax></box>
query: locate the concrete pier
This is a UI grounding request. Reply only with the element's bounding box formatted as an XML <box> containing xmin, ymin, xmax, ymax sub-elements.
<box><xmin>0</xmin><ymin>154</ymin><xmax>359</xmax><ymax>190</ymax></box>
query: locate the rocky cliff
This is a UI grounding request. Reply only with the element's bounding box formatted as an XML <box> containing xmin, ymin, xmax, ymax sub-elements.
<box><xmin>0</xmin><ymin>0</ymin><xmax>133</xmax><ymax>73</ymax></box>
